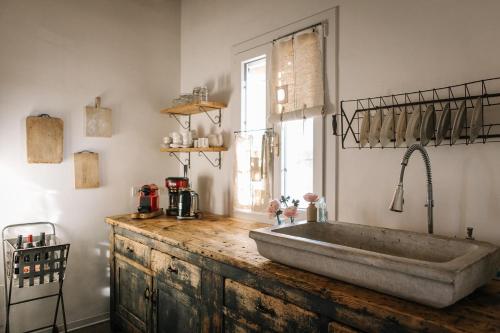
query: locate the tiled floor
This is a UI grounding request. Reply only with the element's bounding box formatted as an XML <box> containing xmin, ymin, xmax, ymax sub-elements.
<box><xmin>72</xmin><ymin>321</ymin><xmax>111</xmax><ymax>333</ymax></box>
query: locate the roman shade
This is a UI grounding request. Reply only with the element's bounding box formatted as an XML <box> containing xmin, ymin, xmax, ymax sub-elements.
<box><xmin>269</xmin><ymin>27</ymin><xmax>324</xmax><ymax>124</ymax></box>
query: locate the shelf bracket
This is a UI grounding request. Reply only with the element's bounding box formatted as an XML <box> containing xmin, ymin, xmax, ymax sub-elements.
<box><xmin>169</xmin><ymin>114</ymin><xmax>191</xmax><ymax>130</ymax></box>
<box><xmin>198</xmin><ymin>151</ymin><xmax>221</xmax><ymax>169</ymax></box>
<box><xmin>199</xmin><ymin>106</ymin><xmax>221</xmax><ymax>127</ymax></box>
<box><xmin>169</xmin><ymin>152</ymin><xmax>191</xmax><ymax>169</ymax></box>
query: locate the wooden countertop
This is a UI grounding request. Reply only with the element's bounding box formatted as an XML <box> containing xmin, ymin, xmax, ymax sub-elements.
<box><xmin>106</xmin><ymin>214</ymin><xmax>500</xmax><ymax>333</ymax></box>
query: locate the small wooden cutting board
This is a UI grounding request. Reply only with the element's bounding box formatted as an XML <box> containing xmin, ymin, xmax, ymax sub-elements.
<box><xmin>86</xmin><ymin>97</ymin><xmax>112</xmax><ymax>137</ymax></box>
<box><xmin>74</xmin><ymin>151</ymin><xmax>100</xmax><ymax>189</ymax></box>
<box><xmin>26</xmin><ymin>114</ymin><xmax>64</xmax><ymax>163</ymax></box>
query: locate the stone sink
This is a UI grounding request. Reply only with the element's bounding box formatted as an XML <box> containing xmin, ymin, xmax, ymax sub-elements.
<box><xmin>249</xmin><ymin>221</ymin><xmax>500</xmax><ymax>308</ymax></box>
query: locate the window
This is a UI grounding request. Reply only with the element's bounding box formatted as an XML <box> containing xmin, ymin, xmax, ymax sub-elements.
<box><xmin>242</xmin><ymin>57</ymin><xmax>266</xmax><ymax>132</ymax></box>
<box><xmin>280</xmin><ymin>119</ymin><xmax>314</xmax><ymax>208</ymax></box>
<box><xmin>233</xmin><ymin>23</ymin><xmax>326</xmax><ymax>219</ymax></box>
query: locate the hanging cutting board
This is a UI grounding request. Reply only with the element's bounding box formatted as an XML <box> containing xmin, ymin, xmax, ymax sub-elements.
<box><xmin>74</xmin><ymin>151</ymin><xmax>100</xmax><ymax>189</ymax></box>
<box><xmin>26</xmin><ymin>114</ymin><xmax>64</xmax><ymax>163</ymax></box>
<box><xmin>86</xmin><ymin>97</ymin><xmax>112</xmax><ymax>137</ymax></box>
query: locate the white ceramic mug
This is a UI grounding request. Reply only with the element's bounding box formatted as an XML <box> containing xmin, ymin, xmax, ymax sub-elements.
<box><xmin>171</xmin><ymin>132</ymin><xmax>182</xmax><ymax>144</ymax></box>
<box><xmin>181</xmin><ymin>131</ymin><xmax>193</xmax><ymax>145</ymax></box>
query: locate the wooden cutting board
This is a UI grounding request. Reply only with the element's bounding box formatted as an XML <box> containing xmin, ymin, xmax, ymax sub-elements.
<box><xmin>86</xmin><ymin>97</ymin><xmax>112</xmax><ymax>137</ymax></box>
<box><xmin>74</xmin><ymin>151</ymin><xmax>100</xmax><ymax>189</ymax></box>
<box><xmin>26</xmin><ymin>114</ymin><xmax>64</xmax><ymax>163</ymax></box>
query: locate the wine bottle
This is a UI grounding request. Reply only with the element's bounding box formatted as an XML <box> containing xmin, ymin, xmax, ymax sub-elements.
<box><xmin>23</xmin><ymin>235</ymin><xmax>33</xmax><ymax>274</ymax></box>
<box><xmin>13</xmin><ymin>235</ymin><xmax>22</xmax><ymax>279</ymax></box>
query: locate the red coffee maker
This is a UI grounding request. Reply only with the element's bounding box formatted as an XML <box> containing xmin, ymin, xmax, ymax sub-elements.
<box><xmin>138</xmin><ymin>184</ymin><xmax>159</xmax><ymax>213</ymax></box>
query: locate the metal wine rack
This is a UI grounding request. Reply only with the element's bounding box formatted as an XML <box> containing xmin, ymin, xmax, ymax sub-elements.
<box><xmin>2</xmin><ymin>222</ymin><xmax>70</xmax><ymax>333</ymax></box>
<box><xmin>339</xmin><ymin>77</ymin><xmax>500</xmax><ymax>149</ymax></box>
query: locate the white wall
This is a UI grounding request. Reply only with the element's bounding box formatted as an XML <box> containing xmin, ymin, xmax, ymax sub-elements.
<box><xmin>0</xmin><ymin>0</ymin><xmax>180</xmax><ymax>330</ymax></box>
<box><xmin>180</xmin><ymin>0</ymin><xmax>500</xmax><ymax>244</ymax></box>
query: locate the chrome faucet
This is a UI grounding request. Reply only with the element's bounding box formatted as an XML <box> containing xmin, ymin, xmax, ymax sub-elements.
<box><xmin>390</xmin><ymin>144</ymin><xmax>434</xmax><ymax>234</ymax></box>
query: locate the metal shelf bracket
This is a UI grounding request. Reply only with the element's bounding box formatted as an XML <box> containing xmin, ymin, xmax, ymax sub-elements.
<box><xmin>169</xmin><ymin>114</ymin><xmax>191</xmax><ymax>130</ymax></box>
<box><xmin>169</xmin><ymin>152</ymin><xmax>191</xmax><ymax>169</ymax></box>
<box><xmin>198</xmin><ymin>151</ymin><xmax>221</xmax><ymax>169</ymax></box>
<box><xmin>199</xmin><ymin>106</ymin><xmax>221</xmax><ymax>127</ymax></box>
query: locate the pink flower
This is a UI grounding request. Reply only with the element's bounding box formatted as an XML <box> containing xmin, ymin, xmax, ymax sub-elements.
<box><xmin>267</xmin><ymin>199</ymin><xmax>280</xmax><ymax>218</ymax></box>
<box><xmin>268</xmin><ymin>199</ymin><xmax>280</xmax><ymax>212</ymax></box>
<box><xmin>303</xmin><ymin>193</ymin><xmax>319</xmax><ymax>203</ymax></box>
<box><xmin>283</xmin><ymin>206</ymin><xmax>298</xmax><ymax>218</ymax></box>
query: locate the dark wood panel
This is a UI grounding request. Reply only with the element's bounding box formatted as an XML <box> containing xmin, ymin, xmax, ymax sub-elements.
<box><xmin>154</xmin><ymin>280</ymin><xmax>200</xmax><ymax>333</ymax></box>
<box><xmin>328</xmin><ymin>321</ymin><xmax>362</xmax><ymax>333</ymax></box>
<box><xmin>201</xmin><ymin>269</ymin><xmax>224</xmax><ymax>332</ymax></box>
<box><xmin>224</xmin><ymin>279</ymin><xmax>321</xmax><ymax>332</ymax></box>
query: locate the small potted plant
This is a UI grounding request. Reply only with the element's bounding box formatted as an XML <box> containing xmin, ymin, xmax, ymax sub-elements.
<box><xmin>303</xmin><ymin>193</ymin><xmax>319</xmax><ymax>222</ymax></box>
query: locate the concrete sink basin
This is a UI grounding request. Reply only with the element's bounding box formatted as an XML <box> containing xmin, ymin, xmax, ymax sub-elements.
<box><xmin>249</xmin><ymin>221</ymin><xmax>500</xmax><ymax>308</ymax></box>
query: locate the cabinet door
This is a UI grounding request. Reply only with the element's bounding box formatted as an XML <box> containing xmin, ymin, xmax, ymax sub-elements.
<box><xmin>154</xmin><ymin>279</ymin><xmax>200</xmax><ymax>333</ymax></box>
<box><xmin>115</xmin><ymin>259</ymin><xmax>153</xmax><ymax>332</ymax></box>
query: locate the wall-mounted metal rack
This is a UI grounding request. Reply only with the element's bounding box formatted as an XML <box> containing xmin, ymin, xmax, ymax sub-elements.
<box><xmin>339</xmin><ymin>77</ymin><xmax>500</xmax><ymax>149</ymax></box>
<box><xmin>160</xmin><ymin>101</ymin><xmax>227</xmax><ymax>169</ymax></box>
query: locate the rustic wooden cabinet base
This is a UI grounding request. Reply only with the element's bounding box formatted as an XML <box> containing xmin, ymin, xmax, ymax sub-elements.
<box><xmin>107</xmin><ymin>215</ymin><xmax>500</xmax><ymax>333</ymax></box>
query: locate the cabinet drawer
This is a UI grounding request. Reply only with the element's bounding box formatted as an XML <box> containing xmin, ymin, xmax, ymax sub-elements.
<box><xmin>224</xmin><ymin>279</ymin><xmax>320</xmax><ymax>332</ymax></box>
<box><xmin>115</xmin><ymin>234</ymin><xmax>150</xmax><ymax>267</ymax></box>
<box><xmin>151</xmin><ymin>250</ymin><xmax>201</xmax><ymax>297</ymax></box>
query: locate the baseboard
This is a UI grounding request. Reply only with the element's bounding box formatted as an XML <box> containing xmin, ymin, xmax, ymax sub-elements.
<box><xmin>32</xmin><ymin>312</ymin><xmax>110</xmax><ymax>333</ymax></box>
<box><xmin>65</xmin><ymin>312</ymin><xmax>110</xmax><ymax>332</ymax></box>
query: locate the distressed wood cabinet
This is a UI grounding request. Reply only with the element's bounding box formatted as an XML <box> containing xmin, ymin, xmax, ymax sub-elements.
<box><xmin>107</xmin><ymin>215</ymin><xmax>500</xmax><ymax>333</ymax></box>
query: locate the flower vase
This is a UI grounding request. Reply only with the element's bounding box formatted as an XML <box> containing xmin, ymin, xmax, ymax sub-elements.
<box><xmin>276</xmin><ymin>215</ymin><xmax>282</xmax><ymax>225</ymax></box>
<box><xmin>307</xmin><ymin>202</ymin><xmax>317</xmax><ymax>222</ymax></box>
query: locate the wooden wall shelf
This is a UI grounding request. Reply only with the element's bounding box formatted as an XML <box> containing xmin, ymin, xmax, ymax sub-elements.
<box><xmin>160</xmin><ymin>101</ymin><xmax>226</xmax><ymax>116</ymax></box>
<box><xmin>160</xmin><ymin>146</ymin><xmax>227</xmax><ymax>153</ymax></box>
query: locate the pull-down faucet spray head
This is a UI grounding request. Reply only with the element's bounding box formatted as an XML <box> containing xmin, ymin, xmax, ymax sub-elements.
<box><xmin>390</xmin><ymin>183</ymin><xmax>404</xmax><ymax>212</ymax></box>
<box><xmin>389</xmin><ymin>144</ymin><xmax>434</xmax><ymax>234</ymax></box>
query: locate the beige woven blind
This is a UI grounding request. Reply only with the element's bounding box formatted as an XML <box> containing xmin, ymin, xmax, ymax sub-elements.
<box><xmin>269</xmin><ymin>28</ymin><xmax>324</xmax><ymax>124</ymax></box>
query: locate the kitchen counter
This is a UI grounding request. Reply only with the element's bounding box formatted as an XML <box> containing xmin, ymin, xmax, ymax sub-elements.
<box><xmin>106</xmin><ymin>214</ymin><xmax>500</xmax><ymax>333</ymax></box>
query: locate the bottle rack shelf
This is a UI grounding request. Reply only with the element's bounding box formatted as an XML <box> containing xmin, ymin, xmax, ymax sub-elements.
<box><xmin>2</xmin><ymin>222</ymin><xmax>70</xmax><ymax>332</ymax></box>
<box><xmin>339</xmin><ymin>77</ymin><xmax>500</xmax><ymax>149</ymax></box>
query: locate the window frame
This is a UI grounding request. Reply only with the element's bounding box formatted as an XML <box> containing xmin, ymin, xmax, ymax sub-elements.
<box><xmin>231</xmin><ymin>8</ymin><xmax>336</xmax><ymax>223</ymax></box>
